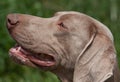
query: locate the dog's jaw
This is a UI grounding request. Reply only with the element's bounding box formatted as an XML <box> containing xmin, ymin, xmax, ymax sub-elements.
<box><xmin>52</xmin><ymin>66</ymin><xmax>74</xmax><ymax>82</ymax></box>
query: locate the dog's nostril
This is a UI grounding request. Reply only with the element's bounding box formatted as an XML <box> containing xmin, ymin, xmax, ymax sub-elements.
<box><xmin>7</xmin><ymin>14</ymin><xmax>19</xmax><ymax>29</ymax></box>
<box><xmin>7</xmin><ymin>17</ymin><xmax>19</xmax><ymax>25</ymax></box>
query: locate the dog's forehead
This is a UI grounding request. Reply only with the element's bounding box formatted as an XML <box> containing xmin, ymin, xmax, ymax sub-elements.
<box><xmin>54</xmin><ymin>11</ymin><xmax>90</xmax><ymax>22</ymax></box>
<box><xmin>54</xmin><ymin>11</ymin><xmax>81</xmax><ymax>16</ymax></box>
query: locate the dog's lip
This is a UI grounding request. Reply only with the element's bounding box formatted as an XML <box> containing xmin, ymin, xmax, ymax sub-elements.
<box><xmin>9</xmin><ymin>44</ymin><xmax>55</xmax><ymax>67</ymax></box>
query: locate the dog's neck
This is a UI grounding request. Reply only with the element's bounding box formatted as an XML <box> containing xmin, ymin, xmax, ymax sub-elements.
<box><xmin>52</xmin><ymin>66</ymin><xmax>74</xmax><ymax>82</ymax></box>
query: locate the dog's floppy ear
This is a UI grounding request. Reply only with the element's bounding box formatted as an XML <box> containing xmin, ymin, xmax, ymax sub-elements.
<box><xmin>73</xmin><ymin>23</ymin><xmax>116</xmax><ymax>82</ymax></box>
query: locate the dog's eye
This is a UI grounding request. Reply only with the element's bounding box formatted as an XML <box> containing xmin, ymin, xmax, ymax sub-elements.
<box><xmin>58</xmin><ymin>22</ymin><xmax>68</xmax><ymax>30</ymax></box>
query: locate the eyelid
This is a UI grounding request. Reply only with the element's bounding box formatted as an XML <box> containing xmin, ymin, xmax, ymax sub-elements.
<box><xmin>58</xmin><ymin>22</ymin><xmax>64</xmax><ymax>27</ymax></box>
<box><xmin>58</xmin><ymin>22</ymin><xmax>68</xmax><ymax>30</ymax></box>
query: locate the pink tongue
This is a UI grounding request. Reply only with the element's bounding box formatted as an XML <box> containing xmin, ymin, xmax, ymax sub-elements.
<box><xmin>28</xmin><ymin>56</ymin><xmax>55</xmax><ymax>66</ymax></box>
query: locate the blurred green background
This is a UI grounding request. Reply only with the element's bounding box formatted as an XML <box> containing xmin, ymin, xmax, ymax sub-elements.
<box><xmin>0</xmin><ymin>0</ymin><xmax>119</xmax><ymax>82</ymax></box>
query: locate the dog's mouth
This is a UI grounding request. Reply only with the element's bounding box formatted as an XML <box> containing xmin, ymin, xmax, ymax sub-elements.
<box><xmin>9</xmin><ymin>44</ymin><xmax>55</xmax><ymax>67</ymax></box>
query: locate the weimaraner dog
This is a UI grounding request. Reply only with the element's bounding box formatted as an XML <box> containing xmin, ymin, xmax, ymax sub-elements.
<box><xmin>6</xmin><ymin>11</ymin><xmax>120</xmax><ymax>82</ymax></box>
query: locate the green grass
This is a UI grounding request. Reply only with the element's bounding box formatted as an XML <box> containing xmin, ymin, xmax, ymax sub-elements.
<box><xmin>0</xmin><ymin>0</ymin><xmax>120</xmax><ymax>82</ymax></box>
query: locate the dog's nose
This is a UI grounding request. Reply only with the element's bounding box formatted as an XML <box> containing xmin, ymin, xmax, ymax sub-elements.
<box><xmin>7</xmin><ymin>14</ymin><xmax>19</xmax><ymax>29</ymax></box>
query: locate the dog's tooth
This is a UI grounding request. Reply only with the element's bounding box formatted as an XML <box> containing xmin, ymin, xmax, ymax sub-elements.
<box><xmin>18</xmin><ymin>47</ymin><xmax>21</xmax><ymax>51</ymax></box>
<box><xmin>16</xmin><ymin>46</ymin><xmax>21</xmax><ymax>51</ymax></box>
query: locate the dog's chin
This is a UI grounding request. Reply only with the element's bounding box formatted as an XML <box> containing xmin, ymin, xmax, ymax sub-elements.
<box><xmin>9</xmin><ymin>44</ymin><xmax>56</xmax><ymax>69</ymax></box>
